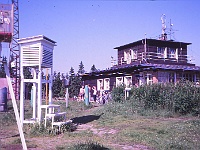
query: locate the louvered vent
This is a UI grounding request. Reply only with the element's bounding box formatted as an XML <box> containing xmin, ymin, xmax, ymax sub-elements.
<box><xmin>42</xmin><ymin>45</ymin><xmax>53</xmax><ymax>68</ymax></box>
<box><xmin>22</xmin><ymin>46</ymin><xmax>40</xmax><ymax>66</ymax></box>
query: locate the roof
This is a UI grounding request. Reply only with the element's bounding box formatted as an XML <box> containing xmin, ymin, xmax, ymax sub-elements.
<box><xmin>18</xmin><ymin>35</ymin><xmax>56</xmax><ymax>45</ymax></box>
<box><xmin>142</xmin><ymin>63</ymin><xmax>200</xmax><ymax>71</ymax></box>
<box><xmin>114</xmin><ymin>38</ymin><xmax>191</xmax><ymax>50</ymax></box>
<box><xmin>82</xmin><ymin>63</ymin><xmax>200</xmax><ymax>79</ymax></box>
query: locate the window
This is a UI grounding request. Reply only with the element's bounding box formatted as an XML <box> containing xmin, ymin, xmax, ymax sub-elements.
<box><xmin>145</xmin><ymin>74</ymin><xmax>153</xmax><ymax>85</ymax></box>
<box><xmin>97</xmin><ymin>79</ymin><xmax>103</xmax><ymax>91</ymax></box>
<box><xmin>124</xmin><ymin>50</ymin><xmax>131</xmax><ymax>64</ymax></box>
<box><xmin>139</xmin><ymin>72</ymin><xmax>145</xmax><ymax>86</ymax></box>
<box><xmin>139</xmin><ymin>72</ymin><xmax>153</xmax><ymax>85</ymax></box>
<box><xmin>169</xmin><ymin>73</ymin><xmax>175</xmax><ymax>83</ymax></box>
<box><xmin>124</xmin><ymin>76</ymin><xmax>132</xmax><ymax>87</ymax></box>
<box><xmin>116</xmin><ymin>77</ymin><xmax>123</xmax><ymax>87</ymax></box>
<box><xmin>104</xmin><ymin>78</ymin><xmax>110</xmax><ymax>91</ymax></box>
<box><xmin>182</xmin><ymin>73</ymin><xmax>194</xmax><ymax>82</ymax></box>
<box><xmin>157</xmin><ymin>47</ymin><xmax>167</xmax><ymax>58</ymax></box>
<box><xmin>168</xmin><ymin>48</ymin><xmax>178</xmax><ymax>59</ymax></box>
<box><xmin>158</xmin><ymin>72</ymin><xmax>169</xmax><ymax>83</ymax></box>
<box><xmin>196</xmin><ymin>74</ymin><xmax>200</xmax><ymax>83</ymax></box>
<box><xmin>131</xmin><ymin>49</ymin><xmax>137</xmax><ymax>60</ymax></box>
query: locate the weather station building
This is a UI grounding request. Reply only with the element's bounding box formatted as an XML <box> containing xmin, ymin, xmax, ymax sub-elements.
<box><xmin>82</xmin><ymin>15</ymin><xmax>200</xmax><ymax>92</ymax></box>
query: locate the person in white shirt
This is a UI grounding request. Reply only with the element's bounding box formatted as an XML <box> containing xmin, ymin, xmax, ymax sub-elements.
<box><xmin>92</xmin><ymin>86</ymin><xmax>97</xmax><ymax>102</ymax></box>
<box><xmin>79</xmin><ymin>86</ymin><xmax>85</xmax><ymax>100</ymax></box>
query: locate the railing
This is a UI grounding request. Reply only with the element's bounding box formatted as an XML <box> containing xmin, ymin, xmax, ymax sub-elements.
<box><xmin>130</xmin><ymin>52</ymin><xmax>194</xmax><ymax>64</ymax></box>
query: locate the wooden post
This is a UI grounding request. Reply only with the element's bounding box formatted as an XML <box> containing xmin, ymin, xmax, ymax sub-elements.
<box><xmin>65</xmin><ymin>88</ymin><xmax>69</xmax><ymax>108</ymax></box>
<box><xmin>20</xmin><ymin>66</ymin><xmax>24</xmax><ymax>126</ymax></box>
<box><xmin>32</xmin><ymin>69</ymin><xmax>37</xmax><ymax>119</ymax></box>
<box><xmin>46</xmin><ymin>69</ymin><xmax>48</xmax><ymax>105</ymax></box>
<box><xmin>4</xmin><ymin>63</ymin><xmax>27</xmax><ymax>150</ymax></box>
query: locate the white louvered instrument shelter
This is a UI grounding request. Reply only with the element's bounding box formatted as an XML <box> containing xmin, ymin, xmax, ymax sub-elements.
<box><xmin>18</xmin><ymin>35</ymin><xmax>56</xmax><ymax>125</ymax></box>
<box><xmin>18</xmin><ymin>35</ymin><xmax>56</xmax><ymax>68</ymax></box>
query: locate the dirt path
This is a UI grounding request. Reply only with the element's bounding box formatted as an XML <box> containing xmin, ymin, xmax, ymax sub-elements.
<box><xmin>70</xmin><ymin>105</ymin><xmax>153</xmax><ymax>150</ymax></box>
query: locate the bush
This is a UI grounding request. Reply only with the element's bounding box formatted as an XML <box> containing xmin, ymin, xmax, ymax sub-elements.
<box><xmin>0</xmin><ymin>112</ymin><xmax>16</xmax><ymax>126</ymax></box>
<box><xmin>67</xmin><ymin>141</ymin><xmax>110</xmax><ymax>150</ymax></box>
<box><xmin>174</xmin><ymin>81</ymin><xmax>200</xmax><ymax>115</ymax></box>
<box><xmin>97</xmin><ymin>81</ymin><xmax>200</xmax><ymax>118</ymax></box>
<box><xmin>111</xmin><ymin>85</ymin><xmax>125</xmax><ymax>102</ymax></box>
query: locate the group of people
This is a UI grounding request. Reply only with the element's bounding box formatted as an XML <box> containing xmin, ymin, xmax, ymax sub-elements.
<box><xmin>79</xmin><ymin>85</ymin><xmax>107</xmax><ymax>104</ymax></box>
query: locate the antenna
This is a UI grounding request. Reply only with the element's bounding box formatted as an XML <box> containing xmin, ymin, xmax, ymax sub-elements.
<box><xmin>10</xmin><ymin>0</ymin><xmax>20</xmax><ymax>99</ymax></box>
<box><xmin>161</xmin><ymin>14</ymin><xmax>167</xmax><ymax>40</ymax></box>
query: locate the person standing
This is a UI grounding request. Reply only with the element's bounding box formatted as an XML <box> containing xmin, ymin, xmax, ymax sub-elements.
<box><xmin>92</xmin><ymin>86</ymin><xmax>97</xmax><ymax>102</ymax></box>
<box><xmin>88</xmin><ymin>84</ymin><xmax>91</xmax><ymax>102</ymax></box>
<box><xmin>99</xmin><ymin>86</ymin><xmax>104</xmax><ymax>104</ymax></box>
<box><xmin>79</xmin><ymin>86</ymin><xmax>85</xmax><ymax>101</ymax></box>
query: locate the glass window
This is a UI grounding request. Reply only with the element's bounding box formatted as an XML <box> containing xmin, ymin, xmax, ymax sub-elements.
<box><xmin>182</xmin><ymin>73</ymin><xmax>194</xmax><ymax>82</ymax></box>
<box><xmin>124</xmin><ymin>76</ymin><xmax>132</xmax><ymax>87</ymax></box>
<box><xmin>131</xmin><ymin>49</ymin><xmax>137</xmax><ymax>60</ymax></box>
<box><xmin>169</xmin><ymin>73</ymin><xmax>175</xmax><ymax>83</ymax></box>
<box><xmin>158</xmin><ymin>72</ymin><xmax>169</xmax><ymax>83</ymax></box>
<box><xmin>116</xmin><ymin>77</ymin><xmax>123</xmax><ymax>87</ymax></box>
<box><xmin>124</xmin><ymin>50</ymin><xmax>131</xmax><ymax>64</ymax></box>
<box><xmin>145</xmin><ymin>74</ymin><xmax>153</xmax><ymax>85</ymax></box>
<box><xmin>157</xmin><ymin>47</ymin><xmax>167</xmax><ymax>58</ymax></box>
<box><xmin>168</xmin><ymin>48</ymin><xmax>177</xmax><ymax>59</ymax></box>
<box><xmin>104</xmin><ymin>78</ymin><xmax>110</xmax><ymax>91</ymax></box>
<box><xmin>97</xmin><ymin>79</ymin><xmax>103</xmax><ymax>91</ymax></box>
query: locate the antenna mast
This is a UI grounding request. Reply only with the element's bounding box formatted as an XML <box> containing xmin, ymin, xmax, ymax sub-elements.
<box><xmin>10</xmin><ymin>0</ymin><xmax>20</xmax><ymax>99</ymax></box>
<box><xmin>169</xmin><ymin>19</ymin><xmax>174</xmax><ymax>40</ymax></box>
<box><xmin>161</xmin><ymin>14</ymin><xmax>167</xmax><ymax>40</ymax></box>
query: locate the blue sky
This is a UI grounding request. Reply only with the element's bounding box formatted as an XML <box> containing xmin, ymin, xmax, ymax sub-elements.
<box><xmin>1</xmin><ymin>0</ymin><xmax>200</xmax><ymax>74</ymax></box>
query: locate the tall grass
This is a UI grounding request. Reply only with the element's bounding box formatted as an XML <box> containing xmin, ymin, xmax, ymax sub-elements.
<box><xmin>111</xmin><ymin>81</ymin><xmax>200</xmax><ymax>116</ymax></box>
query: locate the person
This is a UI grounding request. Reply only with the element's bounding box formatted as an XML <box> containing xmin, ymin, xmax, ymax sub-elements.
<box><xmin>88</xmin><ymin>84</ymin><xmax>91</xmax><ymax>102</ymax></box>
<box><xmin>79</xmin><ymin>86</ymin><xmax>85</xmax><ymax>101</ymax></box>
<box><xmin>92</xmin><ymin>86</ymin><xmax>97</xmax><ymax>102</ymax></box>
<box><xmin>99</xmin><ymin>86</ymin><xmax>104</xmax><ymax>104</ymax></box>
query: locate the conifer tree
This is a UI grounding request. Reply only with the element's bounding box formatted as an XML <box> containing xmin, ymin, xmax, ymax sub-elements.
<box><xmin>69</xmin><ymin>67</ymin><xmax>75</xmax><ymax>76</ymax></box>
<box><xmin>68</xmin><ymin>66</ymin><xmax>82</xmax><ymax>98</ymax></box>
<box><xmin>52</xmin><ymin>72</ymin><xmax>62</xmax><ymax>97</ymax></box>
<box><xmin>78</xmin><ymin>61</ymin><xmax>85</xmax><ymax>75</ymax></box>
<box><xmin>0</xmin><ymin>57</ymin><xmax>6</xmax><ymax>78</ymax></box>
<box><xmin>90</xmin><ymin>64</ymin><xmax>97</xmax><ymax>72</ymax></box>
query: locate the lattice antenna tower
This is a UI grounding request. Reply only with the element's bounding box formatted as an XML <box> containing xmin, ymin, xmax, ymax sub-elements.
<box><xmin>161</xmin><ymin>14</ymin><xmax>167</xmax><ymax>40</ymax></box>
<box><xmin>10</xmin><ymin>0</ymin><xmax>20</xmax><ymax>99</ymax></box>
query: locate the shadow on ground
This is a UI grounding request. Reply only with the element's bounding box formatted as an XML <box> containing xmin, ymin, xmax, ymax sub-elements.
<box><xmin>71</xmin><ymin>113</ymin><xmax>104</xmax><ymax>124</ymax></box>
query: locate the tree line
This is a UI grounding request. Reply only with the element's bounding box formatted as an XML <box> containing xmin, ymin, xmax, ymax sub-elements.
<box><xmin>53</xmin><ymin>61</ymin><xmax>98</xmax><ymax>98</ymax></box>
<box><xmin>0</xmin><ymin>60</ymin><xmax>97</xmax><ymax>99</ymax></box>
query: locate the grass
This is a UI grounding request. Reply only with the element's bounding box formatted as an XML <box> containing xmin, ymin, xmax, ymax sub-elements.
<box><xmin>0</xmin><ymin>99</ymin><xmax>200</xmax><ymax>150</ymax></box>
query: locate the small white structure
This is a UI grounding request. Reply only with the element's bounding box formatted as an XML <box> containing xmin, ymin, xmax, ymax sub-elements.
<box><xmin>18</xmin><ymin>35</ymin><xmax>56</xmax><ymax>125</ymax></box>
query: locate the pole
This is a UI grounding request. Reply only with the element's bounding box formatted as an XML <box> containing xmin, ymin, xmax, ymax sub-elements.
<box><xmin>46</xmin><ymin>69</ymin><xmax>48</xmax><ymax>105</ymax></box>
<box><xmin>84</xmin><ymin>85</ymin><xmax>89</xmax><ymax>106</ymax></box>
<box><xmin>65</xmin><ymin>88</ymin><xmax>69</xmax><ymax>108</ymax></box>
<box><xmin>4</xmin><ymin>62</ymin><xmax>27</xmax><ymax>150</ymax></box>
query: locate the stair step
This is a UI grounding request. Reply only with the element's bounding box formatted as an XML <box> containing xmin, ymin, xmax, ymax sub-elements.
<box><xmin>52</xmin><ymin>120</ymin><xmax>72</xmax><ymax>126</ymax></box>
<box><xmin>46</xmin><ymin>112</ymin><xmax>66</xmax><ymax>117</ymax></box>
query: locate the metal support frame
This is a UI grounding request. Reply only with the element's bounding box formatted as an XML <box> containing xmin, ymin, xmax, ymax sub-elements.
<box><xmin>10</xmin><ymin>0</ymin><xmax>20</xmax><ymax>100</ymax></box>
